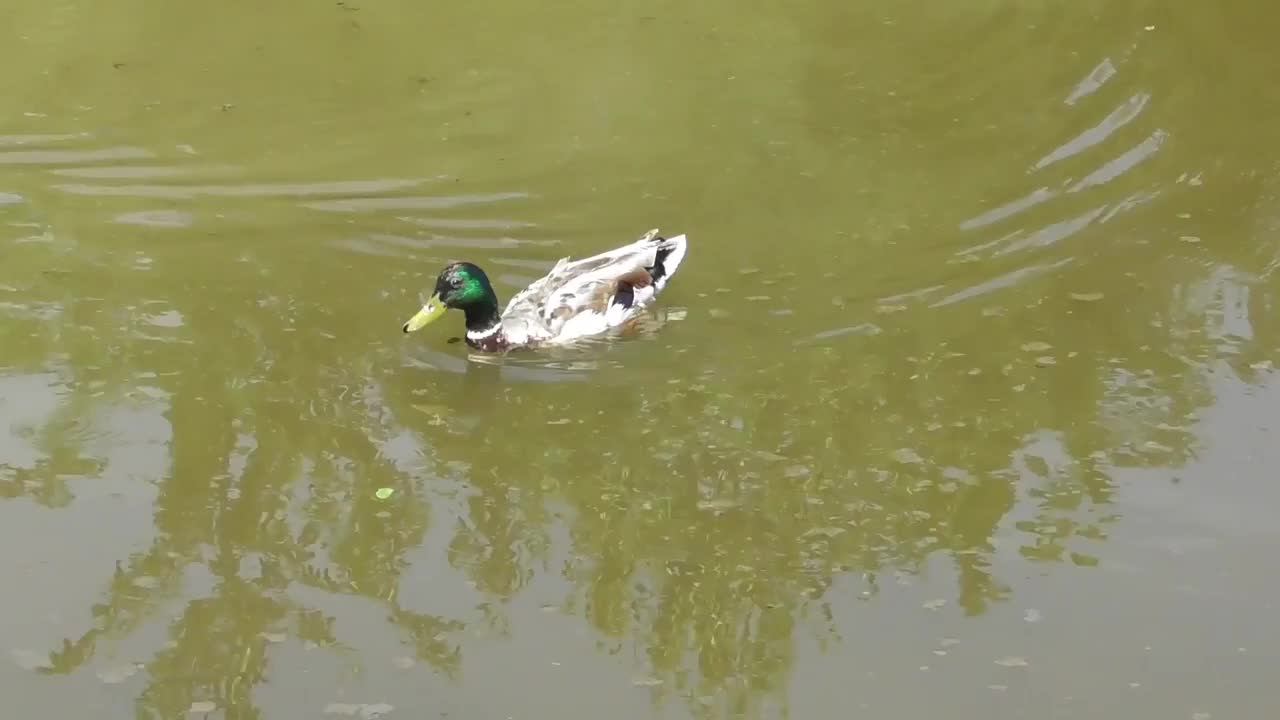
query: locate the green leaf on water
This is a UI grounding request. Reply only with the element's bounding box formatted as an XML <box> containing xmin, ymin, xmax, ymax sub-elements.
<box><xmin>374</xmin><ymin>488</ymin><xmax>394</xmax><ymax>500</ymax></box>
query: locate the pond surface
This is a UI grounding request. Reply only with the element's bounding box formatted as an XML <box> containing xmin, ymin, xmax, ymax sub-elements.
<box><xmin>3</xmin><ymin>2</ymin><xmax>1279</xmax><ymax>718</ymax></box>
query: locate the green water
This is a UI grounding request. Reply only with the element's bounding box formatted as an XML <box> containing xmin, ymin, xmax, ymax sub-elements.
<box><xmin>3</xmin><ymin>2</ymin><xmax>1279</xmax><ymax>718</ymax></box>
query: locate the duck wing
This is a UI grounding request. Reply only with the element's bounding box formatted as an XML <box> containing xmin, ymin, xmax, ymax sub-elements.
<box><xmin>500</xmin><ymin>228</ymin><xmax>688</xmax><ymax>345</ymax></box>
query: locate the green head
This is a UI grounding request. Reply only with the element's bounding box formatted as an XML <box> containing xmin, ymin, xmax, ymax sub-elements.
<box><xmin>402</xmin><ymin>262</ymin><xmax>500</xmax><ymax>333</ymax></box>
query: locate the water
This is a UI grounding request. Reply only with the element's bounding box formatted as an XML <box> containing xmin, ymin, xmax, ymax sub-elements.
<box><xmin>3</xmin><ymin>2</ymin><xmax>1279</xmax><ymax>718</ymax></box>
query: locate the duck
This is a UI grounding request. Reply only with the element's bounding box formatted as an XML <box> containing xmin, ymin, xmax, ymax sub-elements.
<box><xmin>401</xmin><ymin>228</ymin><xmax>688</xmax><ymax>352</ymax></box>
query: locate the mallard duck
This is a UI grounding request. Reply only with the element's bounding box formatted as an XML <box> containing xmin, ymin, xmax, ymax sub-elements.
<box><xmin>402</xmin><ymin>228</ymin><xmax>688</xmax><ymax>352</ymax></box>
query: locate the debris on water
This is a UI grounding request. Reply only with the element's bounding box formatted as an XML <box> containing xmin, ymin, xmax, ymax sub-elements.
<box><xmin>391</xmin><ymin>656</ymin><xmax>415</xmax><ymax>670</ymax></box>
<box><xmin>374</xmin><ymin>488</ymin><xmax>394</xmax><ymax>500</ymax></box>
<box><xmin>784</xmin><ymin>464</ymin><xmax>810</xmax><ymax>478</ymax></box>
<box><xmin>696</xmin><ymin>498</ymin><xmax>739</xmax><ymax>512</ymax></box>
<box><xmin>801</xmin><ymin>526</ymin><xmax>846</xmax><ymax>539</ymax></box>
<box><xmin>995</xmin><ymin>656</ymin><xmax>1029</xmax><ymax>668</ymax></box>
<box><xmin>188</xmin><ymin>701</ymin><xmax>217</xmax><ymax>713</ymax></box>
<box><xmin>892</xmin><ymin>447</ymin><xmax>924</xmax><ymax>465</ymax></box>
<box><xmin>97</xmin><ymin>662</ymin><xmax>141</xmax><ymax>684</ymax></box>
<box><xmin>132</xmin><ymin>576</ymin><xmax>159</xmax><ymax>589</ymax></box>
<box><xmin>1020</xmin><ymin>341</ymin><xmax>1052</xmax><ymax>352</ymax></box>
<box><xmin>1179</xmin><ymin>235</ymin><xmax>1201</xmax><ymax>243</ymax></box>
<box><xmin>932</xmin><ymin>649</ymin><xmax>947</xmax><ymax>656</ymax></box>
<box><xmin>631</xmin><ymin>675</ymin><xmax>663</xmax><ymax>687</ymax></box>
<box><xmin>939</xmin><ymin>638</ymin><xmax>961</xmax><ymax>647</ymax></box>
<box><xmin>260</xmin><ymin>632</ymin><xmax>286</xmax><ymax>643</ymax></box>
<box><xmin>1035</xmin><ymin>356</ymin><xmax>1057</xmax><ymax>367</ymax></box>
<box><xmin>1023</xmin><ymin>608</ymin><xmax>1042</xmax><ymax>623</ymax></box>
<box><xmin>922</xmin><ymin>598</ymin><xmax>946</xmax><ymax>611</ymax></box>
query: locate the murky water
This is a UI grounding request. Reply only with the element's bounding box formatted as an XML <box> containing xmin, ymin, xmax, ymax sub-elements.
<box><xmin>3</xmin><ymin>2</ymin><xmax>1279</xmax><ymax>718</ymax></box>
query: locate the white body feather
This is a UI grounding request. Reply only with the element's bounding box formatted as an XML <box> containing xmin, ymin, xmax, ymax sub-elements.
<box><xmin>499</xmin><ymin>228</ymin><xmax>688</xmax><ymax>346</ymax></box>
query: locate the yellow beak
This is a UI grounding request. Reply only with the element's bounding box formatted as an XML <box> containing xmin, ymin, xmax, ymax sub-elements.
<box><xmin>402</xmin><ymin>294</ymin><xmax>447</xmax><ymax>333</ymax></box>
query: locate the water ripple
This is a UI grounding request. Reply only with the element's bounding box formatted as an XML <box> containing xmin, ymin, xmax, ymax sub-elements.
<box><xmin>114</xmin><ymin>210</ymin><xmax>194</xmax><ymax>228</ymax></box>
<box><xmin>51</xmin><ymin>165</ymin><xmax>240</xmax><ymax>179</ymax></box>
<box><xmin>1035</xmin><ymin>92</ymin><xmax>1150</xmax><ymax>171</ymax></box>
<box><xmin>959</xmin><ymin>187</ymin><xmax>1055</xmax><ymax>232</ymax></box>
<box><xmin>0</xmin><ymin>133</ymin><xmax>90</xmax><ymax>147</ymax></box>
<box><xmin>994</xmin><ymin>206</ymin><xmax>1107</xmax><ymax>257</ymax></box>
<box><xmin>301</xmin><ymin>192</ymin><xmax>528</xmax><ymax>213</ymax></box>
<box><xmin>929</xmin><ymin>258</ymin><xmax>1075</xmax><ymax>308</ymax></box>
<box><xmin>52</xmin><ymin>178</ymin><xmax>430</xmax><ymax>198</ymax></box>
<box><xmin>0</xmin><ymin>147</ymin><xmax>153</xmax><ymax>164</ymax></box>
<box><xmin>1067</xmin><ymin>129</ymin><xmax>1167</xmax><ymax>193</ymax></box>
<box><xmin>1064</xmin><ymin>58</ymin><xmax>1118</xmax><ymax>106</ymax></box>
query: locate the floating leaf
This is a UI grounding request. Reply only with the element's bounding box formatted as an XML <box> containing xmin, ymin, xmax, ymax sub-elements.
<box><xmin>995</xmin><ymin>656</ymin><xmax>1029</xmax><ymax>668</ymax></box>
<box><xmin>189</xmin><ymin>701</ymin><xmax>217</xmax><ymax>713</ymax></box>
<box><xmin>1069</xmin><ymin>292</ymin><xmax>1105</xmax><ymax>302</ymax></box>
<box><xmin>374</xmin><ymin>488</ymin><xmax>394</xmax><ymax>500</ymax></box>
